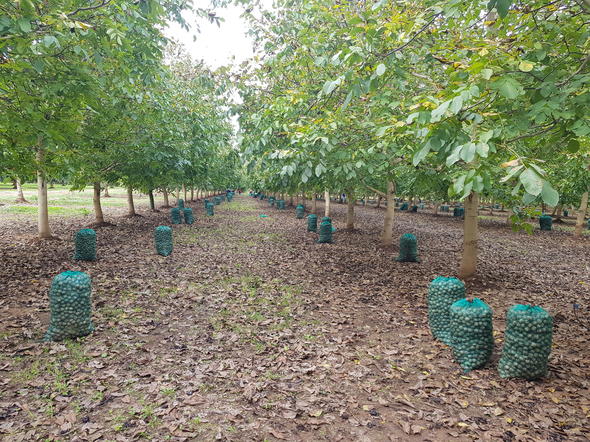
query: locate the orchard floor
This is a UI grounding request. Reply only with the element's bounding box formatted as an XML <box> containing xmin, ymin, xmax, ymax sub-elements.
<box><xmin>1</xmin><ymin>192</ymin><xmax>589</xmax><ymax>441</ymax></box>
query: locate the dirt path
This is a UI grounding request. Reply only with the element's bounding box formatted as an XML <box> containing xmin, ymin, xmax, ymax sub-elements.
<box><xmin>1</xmin><ymin>196</ymin><xmax>589</xmax><ymax>441</ymax></box>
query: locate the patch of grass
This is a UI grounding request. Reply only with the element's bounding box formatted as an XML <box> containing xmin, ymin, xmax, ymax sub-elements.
<box><xmin>0</xmin><ymin>205</ymin><xmax>91</xmax><ymax>216</ymax></box>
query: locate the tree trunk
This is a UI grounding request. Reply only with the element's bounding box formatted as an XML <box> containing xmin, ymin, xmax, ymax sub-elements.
<box><xmin>312</xmin><ymin>194</ymin><xmax>317</xmax><ymax>214</ymax></box>
<box><xmin>183</xmin><ymin>184</ymin><xmax>187</xmax><ymax>202</ymax></box>
<box><xmin>289</xmin><ymin>194</ymin><xmax>294</xmax><ymax>206</ymax></box>
<box><xmin>346</xmin><ymin>189</ymin><xmax>355</xmax><ymax>230</ymax></box>
<box><xmin>459</xmin><ymin>192</ymin><xmax>479</xmax><ymax>279</ymax></box>
<box><xmin>190</xmin><ymin>187</ymin><xmax>194</xmax><ymax>201</ymax></box>
<box><xmin>376</xmin><ymin>195</ymin><xmax>382</xmax><ymax>209</ymax></box>
<box><xmin>103</xmin><ymin>184</ymin><xmax>110</xmax><ymax>197</ymax></box>
<box><xmin>12</xmin><ymin>179</ymin><xmax>17</xmax><ymax>189</ymax></box>
<box><xmin>381</xmin><ymin>181</ymin><xmax>395</xmax><ymax>246</ymax></box>
<box><xmin>162</xmin><ymin>189</ymin><xmax>170</xmax><ymax>207</ymax></box>
<box><xmin>574</xmin><ymin>191</ymin><xmax>588</xmax><ymax>237</ymax></box>
<box><xmin>324</xmin><ymin>190</ymin><xmax>331</xmax><ymax>217</ymax></box>
<box><xmin>93</xmin><ymin>182</ymin><xmax>105</xmax><ymax>224</ymax></box>
<box><xmin>149</xmin><ymin>190</ymin><xmax>156</xmax><ymax>211</ymax></box>
<box><xmin>15</xmin><ymin>178</ymin><xmax>27</xmax><ymax>203</ymax></box>
<box><xmin>127</xmin><ymin>187</ymin><xmax>136</xmax><ymax>216</ymax></box>
<box><xmin>36</xmin><ymin>150</ymin><xmax>52</xmax><ymax>239</ymax></box>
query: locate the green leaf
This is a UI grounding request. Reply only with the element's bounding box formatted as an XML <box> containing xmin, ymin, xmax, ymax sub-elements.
<box><xmin>413</xmin><ymin>143</ymin><xmax>431</xmax><ymax>166</ymax></box>
<box><xmin>17</xmin><ymin>18</ymin><xmax>31</xmax><ymax>33</ymax></box>
<box><xmin>540</xmin><ymin>181</ymin><xmax>559</xmax><ymax>206</ymax></box>
<box><xmin>460</xmin><ymin>142</ymin><xmax>476</xmax><ymax>162</ymax></box>
<box><xmin>376</xmin><ymin>63</ymin><xmax>386</xmax><ymax>76</ymax></box>
<box><xmin>519</xmin><ymin>168</ymin><xmax>543</xmax><ymax>196</ymax></box>
<box><xmin>491</xmin><ymin>77</ymin><xmax>523</xmax><ymax>99</ymax></box>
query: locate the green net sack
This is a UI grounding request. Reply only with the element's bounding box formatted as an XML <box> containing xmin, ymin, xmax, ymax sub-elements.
<box><xmin>171</xmin><ymin>208</ymin><xmax>182</xmax><ymax>224</ymax></box>
<box><xmin>206</xmin><ymin>202</ymin><xmax>214</xmax><ymax>216</ymax></box>
<box><xmin>74</xmin><ymin>228</ymin><xmax>96</xmax><ymax>261</ymax></box>
<box><xmin>498</xmin><ymin>305</ymin><xmax>553</xmax><ymax>380</ymax></box>
<box><xmin>400</xmin><ymin>202</ymin><xmax>409</xmax><ymax>210</ymax></box>
<box><xmin>278</xmin><ymin>200</ymin><xmax>286</xmax><ymax>209</ymax></box>
<box><xmin>441</xmin><ymin>205</ymin><xmax>450</xmax><ymax>212</ymax></box>
<box><xmin>203</xmin><ymin>199</ymin><xmax>209</xmax><ymax>207</ymax></box>
<box><xmin>183</xmin><ymin>208</ymin><xmax>194</xmax><ymax>225</ymax></box>
<box><xmin>539</xmin><ymin>215</ymin><xmax>552</xmax><ymax>231</ymax></box>
<box><xmin>563</xmin><ymin>209</ymin><xmax>568</xmax><ymax>217</ymax></box>
<box><xmin>453</xmin><ymin>207</ymin><xmax>464</xmax><ymax>217</ymax></box>
<box><xmin>269</xmin><ymin>197</ymin><xmax>275</xmax><ymax>206</ymax></box>
<box><xmin>155</xmin><ymin>225</ymin><xmax>173</xmax><ymax>256</ymax></box>
<box><xmin>317</xmin><ymin>220</ymin><xmax>333</xmax><ymax>243</ymax></box>
<box><xmin>450</xmin><ymin>298</ymin><xmax>493</xmax><ymax>372</ymax></box>
<box><xmin>178</xmin><ymin>199</ymin><xmax>185</xmax><ymax>209</ymax></box>
<box><xmin>44</xmin><ymin>271</ymin><xmax>94</xmax><ymax>342</ymax></box>
<box><xmin>419</xmin><ymin>203</ymin><xmax>425</xmax><ymax>209</ymax></box>
<box><xmin>410</xmin><ymin>205</ymin><xmax>418</xmax><ymax>212</ymax></box>
<box><xmin>307</xmin><ymin>214</ymin><xmax>318</xmax><ymax>232</ymax></box>
<box><xmin>428</xmin><ymin>277</ymin><xmax>466</xmax><ymax>345</ymax></box>
<box><xmin>296</xmin><ymin>205</ymin><xmax>305</xmax><ymax>219</ymax></box>
<box><xmin>396</xmin><ymin>233</ymin><xmax>419</xmax><ymax>262</ymax></box>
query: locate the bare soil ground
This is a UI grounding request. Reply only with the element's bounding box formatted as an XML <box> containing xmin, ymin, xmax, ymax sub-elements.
<box><xmin>1</xmin><ymin>192</ymin><xmax>589</xmax><ymax>441</ymax></box>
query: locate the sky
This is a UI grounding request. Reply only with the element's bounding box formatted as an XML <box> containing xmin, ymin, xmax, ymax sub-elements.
<box><xmin>164</xmin><ymin>2</ymin><xmax>267</xmax><ymax>69</ymax></box>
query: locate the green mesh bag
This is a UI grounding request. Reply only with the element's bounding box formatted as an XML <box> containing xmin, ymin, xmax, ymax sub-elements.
<box><xmin>171</xmin><ymin>208</ymin><xmax>182</xmax><ymax>224</ymax></box>
<box><xmin>183</xmin><ymin>208</ymin><xmax>194</xmax><ymax>225</ymax></box>
<box><xmin>450</xmin><ymin>298</ymin><xmax>493</xmax><ymax>372</ymax></box>
<box><xmin>206</xmin><ymin>202</ymin><xmax>214</xmax><ymax>216</ymax></box>
<box><xmin>44</xmin><ymin>271</ymin><xmax>94</xmax><ymax>342</ymax></box>
<box><xmin>74</xmin><ymin>228</ymin><xmax>96</xmax><ymax>261</ymax></box>
<box><xmin>396</xmin><ymin>233</ymin><xmax>419</xmax><ymax>262</ymax></box>
<box><xmin>203</xmin><ymin>199</ymin><xmax>209</xmax><ymax>207</ymax></box>
<box><xmin>498</xmin><ymin>305</ymin><xmax>553</xmax><ymax>380</ymax></box>
<box><xmin>296</xmin><ymin>204</ymin><xmax>305</xmax><ymax>219</ymax></box>
<box><xmin>419</xmin><ymin>203</ymin><xmax>425</xmax><ymax>209</ymax></box>
<box><xmin>307</xmin><ymin>214</ymin><xmax>318</xmax><ymax>232</ymax></box>
<box><xmin>155</xmin><ymin>225</ymin><xmax>173</xmax><ymax>256</ymax></box>
<box><xmin>269</xmin><ymin>197</ymin><xmax>275</xmax><ymax>206</ymax></box>
<box><xmin>321</xmin><ymin>216</ymin><xmax>331</xmax><ymax>223</ymax></box>
<box><xmin>410</xmin><ymin>205</ymin><xmax>418</xmax><ymax>212</ymax></box>
<box><xmin>441</xmin><ymin>205</ymin><xmax>450</xmax><ymax>212</ymax></box>
<box><xmin>539</xmin><ymin>215</ymin><xmax>552</xmax><ymax>231</ymax></box>
<box><xmin>317</xmin><ymin>220</ymin><xmax>333</xmax><ymax>243</ymax></box>
<box><xmin>453</xmin><ymin>207</ymin><xmax>464</xmax><ymax>217</ymax></box>
<box><xmin>400</xmin><ymin>202</ymin><xmax>409</xmax><ymax>210</ymax></box>
<box><xmin>428</xmin><ymin>277</ymin><xmax>466</xmax><ymax>345</ymax></box>
<box><xmin>214</xmin><ymin>196</ymin><xmax>221</xmax><ymax>205</ymax></box>
<box><xmin>563</xmin><ymin>209</ymin><xmax>568</xmax><ymax>217</ymax></box>
<box><xmin>178</xmin><ymin>199</ymin><xmax>185</xmax><ymax>209</ymax></box>
<box><xmin>277</xmin><ymin>200</ymin><xmax>286</xmax><ymax>209</ymax></box>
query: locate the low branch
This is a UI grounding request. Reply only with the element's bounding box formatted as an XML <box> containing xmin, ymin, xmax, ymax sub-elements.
<box><xmin>67</xmin><ymin>0</ymin><xmax>112</xmax><ymax>17</ymax></box>
<box><xmin>362</xmin><ymin>183</ymin><xmax>387</xmax><ymax>197</ymax></box>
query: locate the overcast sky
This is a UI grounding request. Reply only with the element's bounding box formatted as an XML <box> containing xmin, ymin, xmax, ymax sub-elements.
<box><xmin>165</xmin><ymin>2</ymin><xmax>269</xmax><ymax>69</ymax></box>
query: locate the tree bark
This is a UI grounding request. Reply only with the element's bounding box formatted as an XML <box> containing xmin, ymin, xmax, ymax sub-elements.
<box><xmin>312</xmin><ymin>194</ymin><xmax>317</xmax><ymax>214</ymax></box>
<box><xmin>162</xmin><ymin>189</ymin><xmax>170</xmax><ymax>207</ymax></box>
<box><xmin>324</xmin><ymin>190</ymin><xmax>331</xmax><ymax>217</ymax></box>
<box><xmin>103</xmin><ymin>184</ymin><xmax>110</xmax><ymax>197</ymax></box>
<box><xmin>149</xmin><ymin>190</ymin><xmax>156</xmax><ymax>211</ymax></box>
<box><xmin>15</xmin><ymin>178</ymin><xmax>27</xmax><ymax>203</ymax></box>
<box><xmin>183</xmin><ymin>184</ymin><xmax>187</xmax><ymax>202</ymax></box>
<box><xmin>382</xmin><ymin>181</ymin><xmax>395</xmax><ymax>246</ymax></box>
<box><xmin>190</xmin><ymin>187</ymin><xmax>194</xmax><ymax>201</ymax></box>
<box><xmin>459</xmin><ymin>192</ymin><xmax>479</xmax><ymax>279</ymax></box>
<box><xmin>289</xmin><ymin>194</ymin><xmax>294</xmax><ymax>206</ymax></box>
<box><xmin>36</xmin><ymin>149</ymin><xmax>52</xmax><ymax>238</ymax></box>
<box><xmin>376</xmin><ymin>195</ymin><xmax>382</xmax><ymax>209</ymax></box>
<box><xmin>93</xmin><ymin>182</ymin><xmax>105</xmax><ymax>224</ymax></box>
<box><xmin>574</xmin><ymin>191</ymin><xmax>588</xmax><ymax>237</ymax></box>
<box><xmin>127</xmin><ymin>187</ymin><xmax>136</xmax><ymax>216</ymax></box>
<box><xmin>346</xmin><ymin>189</ymin><xmax>355</xmax><ymax>230</ymax></box>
